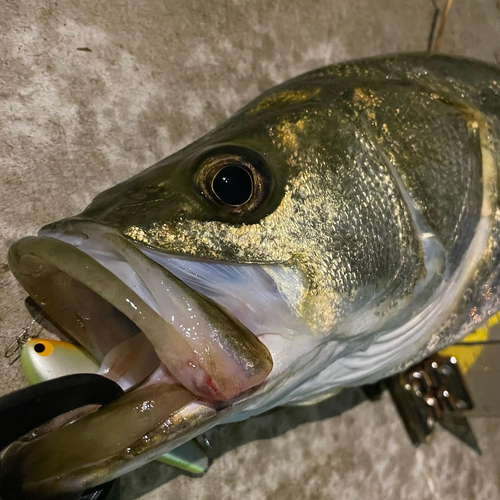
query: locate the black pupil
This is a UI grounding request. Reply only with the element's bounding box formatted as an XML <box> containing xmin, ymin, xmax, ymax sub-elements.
<box><xmin>34</xmin><ymin>343</ymin><xmax>46</xmax><ymax>353</ymax></box>
<box><xmin>212</xmin><ymin>165</ymin><xmax>253</xmax><ymax>205</ymax></box>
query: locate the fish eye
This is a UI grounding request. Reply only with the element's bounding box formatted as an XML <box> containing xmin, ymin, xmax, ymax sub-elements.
<box><xmin>197</xmin><ymin>151</ymin><xmax>269</xmax><ymax>214</ymax></box>
<box><xmin>212</xmin><ymin>165</ymin><xmax>253</xmax><ymax>206</ymax></box>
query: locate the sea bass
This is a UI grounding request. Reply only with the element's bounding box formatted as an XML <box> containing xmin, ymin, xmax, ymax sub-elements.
<box><xmin>3</xmin><ymin>53</ymin><xmax>500</xmax><ymax>497</ymax></box>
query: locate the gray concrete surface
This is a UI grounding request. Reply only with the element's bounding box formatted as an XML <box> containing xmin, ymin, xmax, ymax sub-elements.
<box><xmin>1</xmin><ymin>0</ymin><xmax>500</xmax><ymax>498</ymax></box>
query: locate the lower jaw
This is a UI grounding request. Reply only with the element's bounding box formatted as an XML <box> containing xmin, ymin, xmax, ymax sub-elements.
<box><xmin>4</xmin><ymin>224</ymin><xmax>265</xmax><ymax>496</ymax></box>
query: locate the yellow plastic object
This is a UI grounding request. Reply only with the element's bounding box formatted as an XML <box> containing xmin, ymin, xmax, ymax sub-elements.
<box><xmin>439</xmin><ymin>311</ymin><xmax>500</xmax><ymax>373</ymax></box>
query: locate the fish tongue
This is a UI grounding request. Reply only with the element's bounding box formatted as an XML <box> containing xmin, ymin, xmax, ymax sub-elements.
<box><xmin>0</xmin><ymin>381</ymin><xmax>197</xmax><ymax>498</ymax></box>
<box><xmin>98</xmin><ymin>332</ymin><xmax>161</xmax><ymax>391</ymax></box>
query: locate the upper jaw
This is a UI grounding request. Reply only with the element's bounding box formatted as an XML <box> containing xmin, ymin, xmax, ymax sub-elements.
<box><xmin>12</xmin><ymin>219</ymin><xmax>274</xmax><ymax>401</ymax></box>
<box><xmin>3</xmin><ymin>219</ymin><xmax>291</xmax><ymax>495</ymax></box>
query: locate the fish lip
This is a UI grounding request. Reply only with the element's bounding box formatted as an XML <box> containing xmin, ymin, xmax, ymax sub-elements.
<box><xmin>11</xmin><ymin>220</ymin><xmax>268</xmax><ymax>395</ymax></box>
<box><xmin>0</xmin><ymin>391</ymin><xmax>245</xmax><ymax>498</ymax></box>
<box><xmin>6</xmin><ymin>219</ymin><xmax>269</xmax><ymax>493</ymax></box>
<box><xmin>10</xmin><ymin>218</ymin><xmax>273</xmax><ymax>400</ymax></box>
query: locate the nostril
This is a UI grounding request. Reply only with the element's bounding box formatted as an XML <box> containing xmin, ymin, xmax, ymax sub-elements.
<box><xmin>129</xmin><ymin>190</ymin><xmax>148</xmax><ymax>200</ymax></box>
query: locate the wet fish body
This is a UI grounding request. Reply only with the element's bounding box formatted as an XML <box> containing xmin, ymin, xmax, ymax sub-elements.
<box><xmin>3</xmin><ymin>54</ymin><xmax>500</xmax><ymax>496</ymax></box>
<box><xmin>20</xmin><ymin>338</ymin><xmax>211</xmax><ymax>475</ymax></box>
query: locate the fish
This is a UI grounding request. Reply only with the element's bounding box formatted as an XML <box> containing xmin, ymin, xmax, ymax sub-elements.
<box><xmin>20</xmin><ymin>338</ymin><xmax>211</xmax><ymax>475</ymax></box>
<box><xmin>2</xmin><ymin>53</ymin><xmax>500</xmax><ymax>498</ymax></box>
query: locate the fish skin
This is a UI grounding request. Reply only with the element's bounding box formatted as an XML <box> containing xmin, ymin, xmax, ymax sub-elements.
<box><xmin>67</xmin><ymin>53</ymin><xmax>500</xmax><ymax>345</ymax></box>
<box><xmin>4</xmin><ymin>53</ymin><xmax>500</xmax><ymax>496</ymax></box>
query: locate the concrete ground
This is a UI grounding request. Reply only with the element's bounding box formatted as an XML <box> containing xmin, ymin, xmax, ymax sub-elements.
<box><xmin>1</xmin><ymin>0</ymin><xmax>500</xmax><ymax>498</ymax></box>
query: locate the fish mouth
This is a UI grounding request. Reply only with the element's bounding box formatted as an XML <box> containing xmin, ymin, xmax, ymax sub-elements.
<box><xmin>4</xmin><ymin>220</ymin><xmax>276</xmax><ymax>496</ymax></box>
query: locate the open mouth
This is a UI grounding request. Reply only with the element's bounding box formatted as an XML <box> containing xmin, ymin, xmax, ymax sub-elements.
<box><xmin>4</xmin><ymin>220</ymin><xmax>277</xmax><ymax>495</ymax></box>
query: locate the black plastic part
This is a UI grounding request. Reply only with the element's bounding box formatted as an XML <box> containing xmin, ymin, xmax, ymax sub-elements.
<box><xmin>0</xmin><ymin>373</ymin><xmax>124</xmax><ymax>451</ymax></box>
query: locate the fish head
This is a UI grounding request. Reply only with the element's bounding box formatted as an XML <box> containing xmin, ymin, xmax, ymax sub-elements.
<box><xmin>44</xmin><ymin>80</ymin><xmax>424</xmax><ymax>336</ymax></box>
<box><xmin>4</xmin><ymin>76</ymin><xmax>428</xmax><ymax>496</ymax></box>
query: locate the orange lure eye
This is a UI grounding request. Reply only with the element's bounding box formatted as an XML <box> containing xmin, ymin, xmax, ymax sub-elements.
<box><xmin>32</xmin><ymin>340</ymin><xmax>54</xmax><ymax>357</ymax></box>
